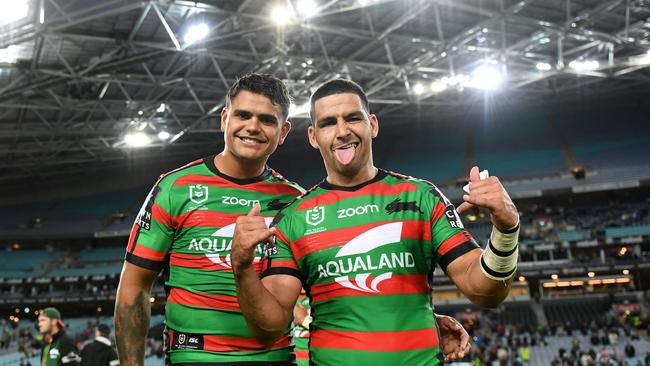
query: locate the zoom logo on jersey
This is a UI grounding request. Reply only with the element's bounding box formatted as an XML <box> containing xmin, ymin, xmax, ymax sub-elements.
<box><xmin>221</xmin><ymin>196</ymin><xmax>260</xmax><ymax>206</ymax></box>
<box><xmin>188</xmin><ymin>217</ymin><xmax>273</xmax><ymax>268</ymax></box>
<box><xmin>337</xmin><ymin>204</ymin><xmax>379</xmax><ymax>219</ymax></box>
<box><xmin>317</xmin><ymin>222</ymin><xmax>414</xmax><ymax>293</ymax></box>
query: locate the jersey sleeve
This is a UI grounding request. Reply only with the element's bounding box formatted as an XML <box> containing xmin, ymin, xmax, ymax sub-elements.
<box><xmin>261</xmin><ymin>228</ymin><xmax>301</xmax><ymax>279</ymax></box>
<box><xmin>125</xmin><ymin>179</ymin><xmax>174</xmax><ymax>270</ymax></box>
<box><xmin>428</xmin><ymin>185</ymin><xmax>479</xmax><ymax>271</ymax></box>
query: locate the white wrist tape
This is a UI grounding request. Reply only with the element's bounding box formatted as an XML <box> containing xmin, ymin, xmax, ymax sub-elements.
<box><xmin>480</xmin><ymin>223</ymin><xmax>520</xmax><ymax>281</ymax></box>
<box><xmin>301</xmin><ymin>315</ymin><xmax>312</xmax><ymax>329</ymax></box>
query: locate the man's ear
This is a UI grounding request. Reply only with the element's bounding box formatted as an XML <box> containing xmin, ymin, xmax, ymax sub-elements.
<box><xmin>308</xmin><ymin>125</ymin><xmax>318</xmax><ymax>149</ymax></box>
<box><xmin>369</xmin><ymin>114</ymin><xmax>379</xmax><ymax>138</ymax></box>
<box><xmin>278</xmin><ymin>120</ymin><xmax>292</xmax><ymax>145</ymax></box>
<box><xmin>220</xmin><ymin>107</ymin><xmax>228</xmax><ymax>132</ymax></box>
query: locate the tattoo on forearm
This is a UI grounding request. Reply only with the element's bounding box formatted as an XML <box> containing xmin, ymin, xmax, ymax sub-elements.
<box><xmin>115</xmin><ymin>290</ymin><xmax>150</xmax><ymax>366</ymax></box>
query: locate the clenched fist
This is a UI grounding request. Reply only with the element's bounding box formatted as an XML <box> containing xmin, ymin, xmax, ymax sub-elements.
<box><xmin>457</xmin><ymin>166</ymin><xmax>518</xmax><ymax>231</ymax></box>
<box><xmin>230</xmin><ymin>203</ymin><xmax>275</xmax><ymax>274</ymax></box>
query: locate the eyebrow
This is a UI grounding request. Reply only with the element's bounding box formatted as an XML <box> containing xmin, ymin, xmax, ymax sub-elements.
<box><xmin>233</xmin><ymin>109</ymin><xmax>279</xmax><ymax>123</ymax></box>
<box><xmin>316</xmin><ymin>110</ymin><xmax>365</xmax><ymax>126</ymax></box>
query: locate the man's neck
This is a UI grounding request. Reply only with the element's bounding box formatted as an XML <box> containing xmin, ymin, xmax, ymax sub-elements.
<box><xmin>326</xmin><ymin>165</ymin><xmax>378</xmax><ymax>187</ymax></box>
<box><xmin>215</xmin><ymin>152</ymin><xmax>266</xmax><ymax>179</ymax></box>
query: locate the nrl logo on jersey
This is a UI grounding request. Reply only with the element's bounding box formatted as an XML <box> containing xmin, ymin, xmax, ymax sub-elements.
<box><xmin>317</xmin><ymin>222</ymin><xmax>415</xmax><ymax>293</ymax></box>
<box><xmin>189</xmin><ymin>184</ymin><xmax>208</xmax><ymax>204</ymax></box>
<box><xmin>305</xmin><ymin>206</ymin><xmax>325</xmax><ymax>226</ymax></box>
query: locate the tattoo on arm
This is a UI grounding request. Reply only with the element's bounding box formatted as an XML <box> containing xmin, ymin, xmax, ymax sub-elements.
<box><xmin>115</xmin><ymin>290</ymin><xmax>150</xmax><ymax>366</ymax></box>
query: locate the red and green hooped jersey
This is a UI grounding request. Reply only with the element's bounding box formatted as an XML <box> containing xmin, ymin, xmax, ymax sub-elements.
<box><xmin>125</xmin><ymin>156</ymin><xmax>304</xmax><ymax>364</ymax></box>
<box><xmin>262</xmin><ymin>169</ymin><xmax>478</xmax><ymax>366</ymax></box>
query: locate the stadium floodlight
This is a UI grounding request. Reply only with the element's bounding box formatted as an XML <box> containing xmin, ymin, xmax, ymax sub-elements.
<box><xmin>468</xmin><ymin>64</ymin><xmax>503</xmax><ymax>90</ymax></box>
<box><xmin>289</xmin><ymin>102</ymin><xmax>310</xmax><ymax>118</ymax></box>
<box><xmin>431</xmin><ymin>80</ymin><xmax>447</xmax><ymax>93</ymax></box>
<box><xmin>629</xmin><ymin>50</ymin><xmax>650</xmax><ymax>66</ymax></box>
<box><xmin>0</xmin><ymin>0</ymin><xmax>29</xmax><ymax>26</ymax></box>
<box><xmin>157</xmin><ymin>131</ymin><xmax>171</xmax><ymax>141</ymax></box>
<box><xmin>296</xmin><ymin>0</ymin><xmax>318</xmax><ymax>18</ymax></box>
<box><xmin>0</xmin><ymin>45</ymin><xmax>19</xmax><ymax>64</ymax></box>
<box><xmin>568</xmin><ymin>59</ymin><xmax>599</xmax><ymax>71</ymax></box>
<box><xmin>272</xmin><ymin>5</ymin><xmax>292</xmax><ymax>25</ymax></box>
<box><xmin>587</xmin><ymin>271</ymin><xmax>595</xmax><ymax>278</ymax></box>
<box><xmin>412</xmin><ymin>83</ymin><xmax>425</xmax><ymax>95</ymax></box>
<box><xmin>124</xmin><ymin>132</ymin><xmax>152</xmax><ymax>147</ymax></box>
<box><xmin>536</xmin><ymin>62</ymin><xmax>552</xmax><ymax>71</ymax></box>
<box><xmin>183</xmin><ymin>23</ymin><xmax>209</xmax><ymax>45</ymax></box>
<box><xmin>157</xmin><ymin>103</ymin><xmax>166</xmax><ymax>113</ymax></box>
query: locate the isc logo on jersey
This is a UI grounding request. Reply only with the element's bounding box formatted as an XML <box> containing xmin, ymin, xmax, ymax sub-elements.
<box><xmin>317</xmin><ymin>222</ymin><xmax>415</xmax><ymax>293</ymax></box>
<box><xmin>188</xmin><ymin>217</ymin><xmax>273</xmax><ymax>268</ymax></box>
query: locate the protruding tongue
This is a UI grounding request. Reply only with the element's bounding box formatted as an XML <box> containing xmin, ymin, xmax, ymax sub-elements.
<box><xmin>335</xmin><ymin>146</ymin><xmax>355</xmax><ymax>165</ymax></box>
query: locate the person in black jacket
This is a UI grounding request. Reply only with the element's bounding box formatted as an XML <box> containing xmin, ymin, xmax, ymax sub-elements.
<box><xmin>38</xmin><ymin>307</ymin><xmax>80</xmax><ymax>366</ymax></box>
<box><xmin>80</xmin><ymin>324</ymin><xmax>118</xmax><ymax>366</ymax></box>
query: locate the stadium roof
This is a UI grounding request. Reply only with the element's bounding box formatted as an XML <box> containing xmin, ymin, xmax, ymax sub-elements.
<box><xmin>0</xmin><ymin>0</ymin><xmax>649</xmax><ymax>189</ymax></box>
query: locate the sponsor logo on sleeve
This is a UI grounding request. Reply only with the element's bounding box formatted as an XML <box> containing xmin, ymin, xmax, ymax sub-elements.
<box><xmin>135</xmin><ymin>185</ymin><xmax>160</xmax><ymax>231</ymax></box>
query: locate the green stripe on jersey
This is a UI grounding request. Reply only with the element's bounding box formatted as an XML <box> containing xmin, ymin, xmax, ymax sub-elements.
<box><xmin>311</xmin><ymin>294</ymin><xmax>435</xmax><ymax>332</ymax></box>
<box><xmin>309</xmin><ymin>347</ymin><xmax>441</xmax><ymax>366</ymax></box>
<box><xmin>169</xmin><ymin>347</ymin><xmax>294</xmax><ymax>364</ymax></box>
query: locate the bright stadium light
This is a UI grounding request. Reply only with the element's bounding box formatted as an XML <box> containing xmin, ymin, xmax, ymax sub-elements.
<box><xmin>412</xmin><ymin>83</ymin><xmax>425</xmax><ymax>95</ymax></box>
<box><xmin>289</xmin><ymin>102</ymin><xmax>309</xmax><ymax>118</ymax></box>
<box><xmin>157</xmin><ymin>131</ymin><xmax>171</xmax><ymax>141</ymax></box>
<box><xmin>0</xmin><ymin>45</ymin><xmax>19</xmax><ymax>64</ymax></box>
<box><xmin>569</xmin><ymin>59</ymin><xmax>599</xmax><ymax>71</ymax></box>
<box><xmin>124</xmin><ymin>132</ymin><xmax>152</xmax><ymax>147</ymax></box>
<box><xmin>272</xmin><ymin>5</ymin><xmax>292</xmax><ymax>25</ymax></box>
<box><xmin>183</xmin><ymin>23</ymin><xmax>210</xmax><ymax>45</ymax></box>
<box><xmin>536</xmin><ymin>62</ymin><xmax>552</xmax><ymax>71</ymax></box>
<box><xmin>468</xmin><ymin>64</ymin><xmax>503</xmax><ymax>90</ymax></box>
<box><xmin>296</xmin><ymin>0</ymin><xmax>318</xmax><ymax>18</ymax></box>
<box><xmin>431</xmin><ymin>80</ymin><xmax>447</xmax><ymax>93</ymax></box>
<box><xmin>156</xmin><ymin>103</ymin><xmax>166</xmax><ymax>113</ymax></box>
<box><xmin>0</xmin><ymin>0</ymin><xmax>30</xmax><ymax>26</ymax></box>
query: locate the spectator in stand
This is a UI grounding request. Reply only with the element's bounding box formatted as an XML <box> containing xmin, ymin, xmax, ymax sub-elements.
<box><xmin>80</xmin><ymin>324</ymin><xmax>118</xmax><ymax>366</ymax></box>
<box><xmin>38</xmin><ymin>307</ymin><xmax>80</xmax><ymax>366</ymax></box>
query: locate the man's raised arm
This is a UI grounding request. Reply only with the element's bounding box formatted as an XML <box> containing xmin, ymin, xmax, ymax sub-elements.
<box><xmin>230</xmin><ymin>204</ymin><xmax>302</xmax><ymax>344</ymax></box>
<box><xmin>446</xmin><ymin>166</ymin><xmax>520</xmax><ymax>308</ymax></box>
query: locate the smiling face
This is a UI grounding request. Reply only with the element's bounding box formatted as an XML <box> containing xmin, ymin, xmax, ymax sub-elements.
<box><xmin>308</xmin><ymin>92</ymin><xmax>378</xmax><ymax>183</ymax></box>
<box><xmin>220</xmin><ymin>90</ymin><xmax>291</xmax><ymax>167</ymax></box>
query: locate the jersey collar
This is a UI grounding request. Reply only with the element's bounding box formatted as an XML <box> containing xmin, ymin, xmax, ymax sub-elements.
<box><xmin>203</xmin><ymin>155</ymin><xmax>271</xmax><ymax>184</ymax></box>
<box><xmin>319</xmin><ymin>168</ymin><xmax>387</xmax><ymax>191</ymax></box>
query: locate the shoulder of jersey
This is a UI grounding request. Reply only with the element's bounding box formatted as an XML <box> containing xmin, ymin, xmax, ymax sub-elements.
<box><xmin>384</xmin><ymin>169</ymin><xmax>437</xmax><ymax>189</ymax></box>
<box><xmin>268</xmin><ymin>168</ymin><xmax>306</xmax><ymax>194</ymax></box>
<box><xmin>154</xmin><ymin>158</ymin><xmax>205</xmax><ymax>187</ymax></box>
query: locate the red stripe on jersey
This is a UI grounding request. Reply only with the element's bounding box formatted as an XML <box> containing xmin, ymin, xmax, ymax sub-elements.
<box><xmin>170</xmin><ymin>253</ymin><xmax>265</xmax><ymax>272</ymax></box>
<box><xmin>310</xmin><ymin>274</ymin><xmax>428</xmax><ymax>303</ymax></box>
<box><xmin>437</xmin><ymin>232</ymin><xmax>470</xmax><ymax>255</ymax></box>
<box><xmin>171</xmin><ymin>211</ymin><xmax>239</xmax><ymax>229</ymax></box>
<box><xmin>168</xmin><ymin>287</ymin><xmax>240</xmax><ymax>311</ymax></box>
<box><xmin>269</xmin><ymin>259</ymin><xmax>298</xmax><ymax>270</ymax></box>
<box><xmin>295</xmin><ymin>182</ymin><xmax>419</xmax><ymax>211</ymax></box>
<box><xmin>172</xmin><ymin>174</ymin><xmax>301</xmax><ymax>195</ymax></box>
<box><xmin>430</xmin><ymin>201</ymin><xmax>445</xmax><ymax>223</ymax></box>
<box><xmin>292</xmin><ymin>220</ymin><xmax>430</xmax><ymax>261</ymax></box>
<box><xmin>133</xmin><ymin>244</ymin><xmax>167</xmax><ymax>261</ymax></box>
<box><xmin>127</xmin><ymin>223</ymin><xmax>140</xmax><ymax>252</ymax></box>
<box><xmin>310</xmin><ymin>328</ymin><xmax>438</xmax><ymax>351</ymax></box>
<box><xmin>152</xmin><ymin>203</ymin><xmax>173</xmax><ymax>228</ymax></box>
<box><xmin>295</xmin><ymin>350</ymin><xmax>309</xmax><ymax>360</ymax></box>
<box><xmin>169</xmin><ymin>331</ymin><xmax>290</xmax><ymax>352</ymax></box>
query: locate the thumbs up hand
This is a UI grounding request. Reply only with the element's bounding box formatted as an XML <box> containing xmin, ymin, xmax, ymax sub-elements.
<box><xmin>231</xmin><ymin>203</ymin><xmax>276</xmax><ymax>274</ymax></box>
<box><xmin>457</xmin><ymin>166</ymin><xmax>518</xmax><ymax>232</ymax></box>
